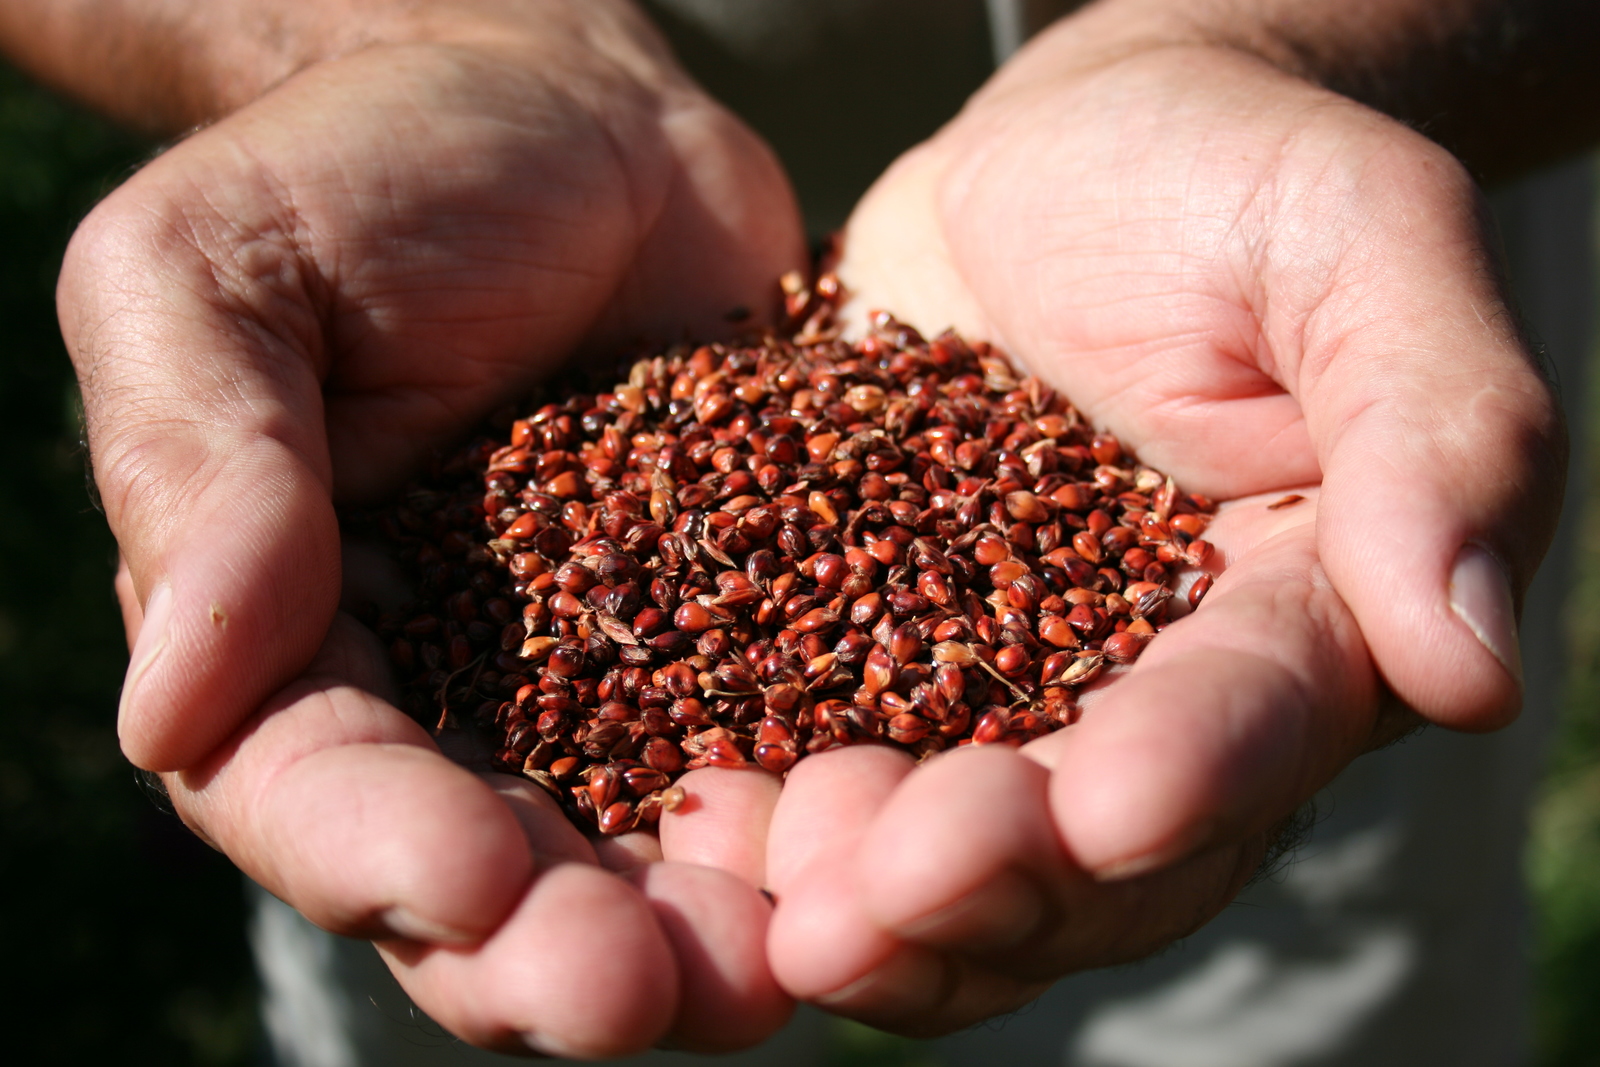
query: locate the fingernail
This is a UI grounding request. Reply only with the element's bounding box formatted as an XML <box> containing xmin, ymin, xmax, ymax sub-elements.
<box><xmin>119</xmin><ymin>581</ymin><xmax>173</xmax><ymax>723</ymax></box>
<box><xmin>523</xmin><ymin>1032</ymin><xmax>583</xmax><ymax>1058</ymax></box>
<box><xmin>813</xmin><ymin>945</ymin><xmax>947</xmax><ymax>1013</ymax></box>
<box><xmin>380</xmin><ymin>906</ymin><xmax>476</xmax><ymax>945</ymax></box>
<box><xmin>1449</xmin><ymin>544</ymin><xmax>1522</xmax><ymax>684</ymax></box>
<box><xmin>1090</xmin><ymin>818</ymin><xmax>1216</xmax><ymax>883</ymax></box>
<box><xmin>894</xmin><ymin>868</ymin><xmax>1043</xmax><ymax>948</ymax></box>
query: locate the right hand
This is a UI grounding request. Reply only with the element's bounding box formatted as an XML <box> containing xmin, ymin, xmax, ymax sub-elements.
<box><xmin>682</xmin><ymin>15</ymin><xmax>1566</xmax><ymax>1035</ymax></box>
<box><xmin>70</xmin><ymin>2</ymin><xmax>804</xmax><ymax>1054</ymax></box>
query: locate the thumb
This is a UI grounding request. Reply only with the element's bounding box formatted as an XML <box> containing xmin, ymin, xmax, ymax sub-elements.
<box><xmin>1299</xmin><ymin>149</ymin><xmax>1565</xmax><ymax>730</ymax></box>
<box><xmin>62</xmin><ymin>164</ymin><xmax>340</xmax><ymax>771</ymax></box>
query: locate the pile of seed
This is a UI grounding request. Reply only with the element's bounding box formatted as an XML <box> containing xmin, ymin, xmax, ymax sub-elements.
<box><xmin>374</xmin><ymin>273</ymin><xmax>1215</xmax><ymax>836</ymax></box>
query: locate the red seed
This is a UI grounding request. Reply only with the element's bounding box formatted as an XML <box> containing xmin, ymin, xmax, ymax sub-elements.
<box><xmin>974</xmin><ymin>535</ymin><xmax>1011</xmax><ymax>565</ymax></box>
<box><xmin>793</xmin><ymin>607</ymin><xmax>841</xmax><ymax>634</ymax></box>
<box><xmin>994</xmin><ymin>645</ymin><xmax>1030</xmax><ymax>676</ymax></box>
<box><xmin>388</xmin><ymin>283</ymin><xmax>1218</xmax><ymax>841</ymax></box>
<box><xmin>674</xmin><ymin>602</ymin><xmax>715</xmax><ymax>634</ymax></box>
<box><xmin>598</xmin><ymin>800</ymin><xmax>637</xmax><ymax>835</ymax></box>
<box><xmin>755</xmin><ymin>743</ymin><xmax>797</xmax><ymax>773</ymax></box>
<box><xmin>1072</xmin><ymin>530</ymin><xmax>1104</xmax><ymax>564</ymax></box>
<box><xmin>1005</xmin><ymin>491</ymin><xmax>1048</xmax><ymax>522</ymax></box>
<box><xmin>971</xmin><ymin>710</ymin><xmax>1007</xmax><ymax>745</ymax></box>
<box><xmin>503</xmin><ymin>513</ymin><xmax>539</xmax><ymax>539</ymax></box>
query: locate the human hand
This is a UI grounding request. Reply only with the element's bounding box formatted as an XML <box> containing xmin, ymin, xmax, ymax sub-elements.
<box><xmin>74</xmin><ymin>1</ymin><xmax>804</xmax><ymax>1054</ymax></box>
<box><xmin>683</xmin><ymin>10</ymin><xmax>1563</xmax><ymax>1034</ymax></box>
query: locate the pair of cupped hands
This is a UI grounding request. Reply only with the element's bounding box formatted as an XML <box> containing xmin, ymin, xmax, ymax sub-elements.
<box><xmin>73</xmin><ymin>0</ymin><xmax>1559</xmax><ymax>1057</ymax></box>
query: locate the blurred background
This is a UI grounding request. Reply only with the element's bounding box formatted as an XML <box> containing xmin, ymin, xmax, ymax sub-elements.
<box><xmin>2</xmin><ymin>59</ymin><xmax>1598</xmax><ymax>1067</ymax></box>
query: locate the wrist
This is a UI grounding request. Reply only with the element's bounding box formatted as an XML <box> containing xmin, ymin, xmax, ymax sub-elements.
<box><xmin>0</xmin><ymin>0</ymin><xmax>686</xmax><ymax>134</ymax></box>
<box><xmin>1005</xmin><ymin>0</ymin><xmax>1599</xmax><ymax>182</ymax></box>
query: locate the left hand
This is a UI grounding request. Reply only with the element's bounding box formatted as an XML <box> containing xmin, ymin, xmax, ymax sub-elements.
<box><xmin>658</xmin><ymin>15</ymin><xmax>1562</xmax><ymax>1034</ymax></box>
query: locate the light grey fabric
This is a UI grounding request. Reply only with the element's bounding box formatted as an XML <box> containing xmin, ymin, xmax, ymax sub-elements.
<box><xmin>985</xmin><ymin>0</ymin><xmax>1078</xmax><ymax>63</ymax></box>
<box><xmin>251</xmin><ymin>882</ymin><xmax>832</xmax><ymax>1066</ymax></box>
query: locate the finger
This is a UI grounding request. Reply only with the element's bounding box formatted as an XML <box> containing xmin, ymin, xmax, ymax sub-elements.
<box><xmin>1050</xmin><ymin>500</ymin><xmax>1378</xmax><ymax>878</ymax></box>
<box><xmin>62</xmin><ymin>149</ymin><xmax>341</xmax><ymax>773</ymax></box>
<box><xmin>593</xmin><ymin>95</ymin><xmax>808</xmax><ymax>346</ymax></box>
<box><xmin>659</xmin><ymin>765</ymin><xmax>783</xmax><ymax>888</ymax></box>
<box><xmin>1269</xmin><ymin>127</ymin><xmax>1562</xmax><ymax>729</ymax></box>
<box><xmin>765</xmin><ymin>744</ymin><xmax>914</xmax><ymax>894</ymax></box>
<box><xmin>770</xmin><ymin>745</ymin><xmax>1255</xmax><ymax>1036</ymax></box>
<box><xmin>113</xmin><ymin>554</ymin><xmax>140</xmax><ymax>653</ymax></box>
<box><xmin>769</xmin><ymin>844</ymin><xmax>943</xmax><ymax>1010</ymax></box>
<box><xmin>482</xmin><ymin>773</ymin><xmax>600</xmax><ymax>869</ymax></box>
<box><xmin>593</xmin><ymin>831</ymin><xmax>666</xmax><ymax>873</ymax></box>
<box><xmin>629</xmin><ymin>862</ymin><xmax>794</xmax><ymax>1052</ymax></box>
<box><xmin>836</xmin><ymin>143</ymin><xmax>995</xmax><ymax>340</ymax></box>
<box><xmin>855</xmin><ymin>745</ymin><xmax>1060</xmax><ymax>952</ymax></box>
<box><xmin>764</xmin><ymin>746</ymin><xmax>915</xmax><ymax>999</ymax></box>
<box><xmin>169</xmin><ymin>619</ymin><xmax>533</xmax><ymax>943</ymax></box>
<box><xmin>773</xmin><ymin>748</ymin><xmax>1235</xmax><ymax>1034</ymax></box>
<box><xmin>378</xmin><ymin>862</ymin><xmax>679</xmax><ymax>1059</ymax></box>
<box><xmin>815</xmin><ymin>841</ymin><xmax>1254</xmax><ymax>1036</ymax></box>
<box><xmin>854</xmin><ymin>742</ymin><xmax>1252</xmax><ymax>974</ymax></box>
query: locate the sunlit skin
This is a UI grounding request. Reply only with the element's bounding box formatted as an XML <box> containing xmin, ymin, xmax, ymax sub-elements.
<box><xmin>729</xmin><ymin>21</ymin><xmax>1564</xmax><ymax>1032</ymax></box>
<box><xmin>78</xmin><ymin>0</ymin><xmax>1568</xmax><ymax>1056</ymax></box>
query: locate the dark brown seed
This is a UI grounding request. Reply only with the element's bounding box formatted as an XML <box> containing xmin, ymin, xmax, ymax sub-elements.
<box><xmin>547</xmin><ymin>644</ymin><xmax>585</xmax><ymax>678</ymax></box>
<box><xmin>887</xmin><ymin>589</ymin><xmax>931</xmax><ymax>616</ymax></box>
<box><xmin>1008</xmin><ymin>574</ymin><xmax>1046</xmax><ymax>613</ymax></box>
<box><xmin>697</xmin><ymin>628</ymin><xmax>732</xmax><ymax>658</ymax></box>
<box><xmin>887</xmin><ymin>713</ymin><xmax>931</xmax><ymax>744</ymax></box>
<box><xmin>642</xmin><ymin>737</ymin><xmax>685</xmax><ymax>773</ymax></box>
<box><xmin>623</xmin><ymin>766</ymin><xmax>670</xmax><ymax>796</ymax></box>
<box><xmin>911</xmin><ymin>539</ymin><xmax>953</xmax><ymax>575</ymax></box>
<box><xmin>659</xmin><ymin>661</ymin><xmax>699</xmax><ymax>697</ymax></box>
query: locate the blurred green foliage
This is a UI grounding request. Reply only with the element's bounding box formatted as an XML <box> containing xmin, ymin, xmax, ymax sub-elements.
<box><xmin>1531</xmin><ymin>329</ymin><xmax>1600</xmax><ymax>1064</ymax></box>
<box><xmin>0</xmin><ymin>64</ymin><xmax>256</xmax><ymax>1064</ymax></box>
